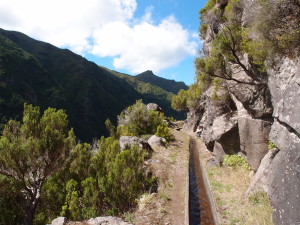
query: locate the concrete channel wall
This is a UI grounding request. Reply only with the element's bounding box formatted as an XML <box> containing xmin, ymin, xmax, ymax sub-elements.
<box><xmin>185</xmin><ymin>136</ymin><xmax>190</xmax><ymax>225</ymax></box>
<box><xmin>197</xmin><ymin>145</ymin><xmax>220</xmax><ymax>224</ymax></box>
<box><xmin>189</xmin><ymin>137</ymin><xmax>220</xmax><ymax>225</ymax></box>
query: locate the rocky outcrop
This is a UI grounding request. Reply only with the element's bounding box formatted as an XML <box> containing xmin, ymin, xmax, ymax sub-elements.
<box><xmin>51</xmin><ymin>217</ymin><xmax>67</xmax><ymax>225</ymax></box>
<box><xmin>267</xmin><ymin>57</ymin><xmax>300</xmax><ymax>224</ymax></box>
<box><xmin>52</xmin><ymin>216</ymin><xmax>132</xmax><ymax>225</ymax></box>
<box><xmin>146</xmin><ymin>103</ymin><xmax>163</xmax><ymax>113</ymax></box>
<box><xmin>148</xmin><ymin>135</ymin><xmax>167</xmax><ymax>148</ymax></box>
<box><xmin>119</xmin><ymin>136</ymin><xmax>152</xmax><ymax>153</ymax></box>
<box><xmin>246</xmin><ymin>148</ymin><xmax>279</xmax><ymax>196</ymax></box>
<box><xmin>238</xmin><ymin>117</ymin><xmax>271</xmax><ymax>171</ymax></box>
<box><xmin>85</xmin><ymin>216</ymin><xmax>132</xmax><ymax>225</ymax></box>
<box><xmin>185</xmin><ymin>0</ymin><xmax>300</xmax><ymax>224</ymax></box>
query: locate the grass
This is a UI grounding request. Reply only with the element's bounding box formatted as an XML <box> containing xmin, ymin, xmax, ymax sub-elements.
<box><xmin>207</xmin><ymin>166</ymin><xmax>273</xmax><ymax>225</ymax></box>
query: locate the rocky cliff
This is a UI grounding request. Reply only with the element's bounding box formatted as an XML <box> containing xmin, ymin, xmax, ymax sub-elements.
<box><xmin>183</xmin><ymin>0</ymin><xmax>300</xmax><ymax>224</ymax></box>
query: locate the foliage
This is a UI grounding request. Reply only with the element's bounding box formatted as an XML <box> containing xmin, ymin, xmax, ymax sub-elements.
<box><xmin>223</xmin><ymin>154</ymin><xmax>251</xmax><ymax>170</ymax></box>
<box><xmin>59</xmin><ymin>137</ymin><xmax>156</xmax><ymax>218</ymax></box>
<box><xmin>171</xmin><ymin>80</ymin><xmax>207</xmax><ymax>112</ymax></box>
<box><xmin>199</xmin><ymin>0</ymin><xmax>216</xmax><ymax>19</ymax></box>
<box><xmin>247</xmin><ymin>0</ymin><xmax>300</xmax><ymax>59</ymax></box>
<box><xmin>155</xmin><ymin>123</ymin><xmax>173</xmax><ymax>142</ymax></box>
<box><xmin>199</xmin><ymin>24</ymin><xmax>208</xmax><ymax>39</ymax></box>
<box><xmin>0</xmin><ymin>175</ymin><xmax>23</xmax><ymax>225</ymax></box>
<box><xmin>171</xmin><ymin>89</ymin><xmax>188</xmax><ymax>111</ymax></box>
<box><xmin>267</xmin><ymin>140</ymin><xmax>277</xmax><ymax>150</ymax></box>
<box><xmin>105</xmin><ymin>119</ymin><xmax>117</xmax><ymax>138</ymax></box>
<box><xmin>0</xmin><ymin>103</ymin><xmax>75</xmax><ymax>225</ymax></box>
<box><xmin>117</xmin><ymin>100</ymin><xmax>164</xmax><ymax>137</ymax></box>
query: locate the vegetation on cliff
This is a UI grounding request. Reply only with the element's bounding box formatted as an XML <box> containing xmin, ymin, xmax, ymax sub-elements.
<box><xmin>172</xmin><ymin>0</ymin><xmax>300</xmax><ymax>111</ymax></box>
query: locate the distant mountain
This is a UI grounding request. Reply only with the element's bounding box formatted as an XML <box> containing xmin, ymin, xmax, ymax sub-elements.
<box><xmin>102</xmin><ymin>68</ymin><xmax>185</xmax><ymax>120</ymax></box>
<box><xmin>135</xmin><ymin>70</ymin><xmax>189</xmax><ymax>94</ymax></box>
<box><xmin>0</xmin><ymin>28</ymin><xmax>186</xmax><ymax>141</ymax></box>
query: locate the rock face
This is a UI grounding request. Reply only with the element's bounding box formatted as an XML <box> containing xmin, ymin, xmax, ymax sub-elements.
<box><xmin>267</xmin><ymin>57</ymin><xmax>300</xmax><ymax>224</ymax></box>
<box><xmin>238</xmin><ymin>117</ymin><xmax>271</xmax><ymax>171</ymax></box>
<box><xmin>184</xmin><ymin>0</ymin><xmax>300</xmax><ymax>224</ymax></box>
<box><xmin>119</xmin><ymin>136</ymin><xmax>152</xmax><ymax>153</ymax></box>
<box><xmin>246</xmin><ymin>148</ymin><xmax>279</xmax><ymax>196</ymax></box>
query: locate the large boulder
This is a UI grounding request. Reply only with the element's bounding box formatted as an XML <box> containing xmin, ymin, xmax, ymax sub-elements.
<box><xmin>119</xmin><ymin>136</ymin><xmax>152</xmax><ymax>153</ymax></box>
<box><xmin>148</xmin><ymin>135</ymin><xmax>167</xmax><ymax>148</ymax></box>
<box><xmin>238</xmin><ymin>117</ymin><xmax>271</xmax><ymax>171</ymax></box>
<box><xmin>86</xmin><ymin>216</ymin><xmax>132</xmax><ymax>225</ymax></box>
<box><xmin>212</xmin><ymin>141</ymin><xmax>226</xmax><ymax>166</ymax></box>
<box><xmin>146</xmin><ymin>103</ymin><xmax>163</xmax><ymax>113</ymax></box>
<box><xmin>203</xmin><ymin>112</ymin><xmax>240</xmax><ymax>154</ymax></box>
<box><xmin>51</xmin><ymin>217</ymin><xmax>67</xmax><ymax>225</ymax></box>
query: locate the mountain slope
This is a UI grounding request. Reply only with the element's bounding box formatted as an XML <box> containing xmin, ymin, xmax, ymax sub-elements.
<box><xmin>135</xmin><ymin>70</ymin><xmax>189</xmax><ymax>94</ymax></box>
<box><xmin>0</xmin><ymin>28</ymin><xmax>186</xmax><ymax>141</ymax></box>
<box><xmin>0</xmin><ymin>28</ymin><xmax>142</xmax><ymax>141</ymax></box>
<box><xmin>102</xmin><ymin>68</ymin><xmax>185</xmax><ymax>119</ymax></box>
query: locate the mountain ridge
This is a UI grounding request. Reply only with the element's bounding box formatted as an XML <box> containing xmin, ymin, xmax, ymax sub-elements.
<box><xmin>135</xmin><ymin>70</ymin><xmax>189</xmax><ymax>94</ymax></box>
<box><xmin>0</xmin><ymin>28</ymin><xmax>187</xmax><ymax>141</ymax></box>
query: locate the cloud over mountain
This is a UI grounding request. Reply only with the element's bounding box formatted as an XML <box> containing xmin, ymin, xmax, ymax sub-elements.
<box><xmin>0</xmin><ymin>0</ymin><xmax>197</xmax><ymax>73</ymax></box>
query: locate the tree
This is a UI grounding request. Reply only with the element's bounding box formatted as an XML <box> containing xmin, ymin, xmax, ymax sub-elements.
<box><xmin>0</xmin><ymin>103</ymin><xmax>75</xmax><ymax>225</ymax></box>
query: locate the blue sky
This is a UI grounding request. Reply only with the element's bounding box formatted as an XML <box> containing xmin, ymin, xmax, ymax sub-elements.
<box><xmin>0</xmin><ymin>0</ymin><xmax>207</xmax><ymax>85</ymax></box>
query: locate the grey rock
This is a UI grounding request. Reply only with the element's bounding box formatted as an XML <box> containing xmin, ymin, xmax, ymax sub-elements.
<box><xmin>246</xmin><ymin>148</ymin><xmax>279</xmax><ymax>196</ymax></box>
<box><xmin>203</xmin><ymin>112</ymin><xmax>240</xmax><ymax>155</ymax></box>
<box><xmin>266</xmin><ymin>57</ymin><xmax>300</xmax><ymax>224</ymax></box>
<box><xmin>238</xmin><ymin>117</ymin><xmax>271</xmax><ymax>171</ymax></box>
<box><xmin>148</xmin><ymin>135</ymin><xmax>167</xmax><ymax>148</ymax></box>
<box><xmin>119</xmin><ymin>136</ymin><xmax>152</xmax><ymax>153</ymax></box>
<box><xmin>212</xmin><ymin>141</ymin><xmax>226</xmax><ymax>166</ymax></box>
<box><xmin>146</xmin><ymin>103</ymin><xmax>163</xmax><ymax>113</ymax></box>
<box><xmin>86</xmin><ymin>216</ymin><xmax>132</xmax><ymax>225</ymax></box>
<box><xmin>268</xmin><ymin>57</ymin><xmax>300</xmax><ymax>134</ymax></box>
<box><xmin>268</xmin><ymin>119</ymin><xmax>300</xmax><ymax>224</ymax></box>
<box><xmin>227</xmin><ymin>80</ymin><xmax>273</xmax><ymax>118</ymax></box>
<box><xmin>51</xmin><ymin>217</ymin><xmax>67</xmax><ymax>225</ymax></box>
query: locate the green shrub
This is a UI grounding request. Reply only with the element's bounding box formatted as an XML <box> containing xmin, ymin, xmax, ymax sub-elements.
<box><xmin>117</xmin><ymin>100</ymin><xmax>164</xmax><ymax>137</ymax></box>
<box><xmin>223</xmin><ymin>154</ymin><xmax>251</xmax><ymax>170</ymax></box>
<box><xmin>199</xmin><ymin>0</ymin><xmax>216</xmax><ymax>19</ymax></box>
<box><xmin>155</xmin><ymin>123</ymin><xmax>173</xmax><ymax>142</ymax></box>
<box><xmin>199</xmin><ymin>24</ymin><xmax>208</xmax><ymax>39</ymax></box>
<box><xmin>171</xmin><ymin>89</ymin><xmax>188</xmax><ymax>111</ymax></box>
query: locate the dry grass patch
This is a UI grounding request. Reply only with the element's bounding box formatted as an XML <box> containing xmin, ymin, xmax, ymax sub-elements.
<box><xmin>207</xmin><ymin>166</ymin><xmax>273</xmax><ymax>225</ymax></box>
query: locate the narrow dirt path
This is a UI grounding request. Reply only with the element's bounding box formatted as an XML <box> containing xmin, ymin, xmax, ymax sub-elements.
<box><xmin>133</xmin><ymin>129</ymin><xmax>190</xmax><ymax>225</ymax></box>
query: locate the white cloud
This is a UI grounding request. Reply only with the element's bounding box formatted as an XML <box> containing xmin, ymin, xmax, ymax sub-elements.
<box><xmin>0</xmin><ymin>0</ymin><xmax>197</xmax><ymax>73</ymax></box>
<box><xmin>92</xmin><ymin>15</ymin><xmax>197</xmax><ymax>73</ymax></box>
<box><xmin>0</xmin><ymin>0</ymin><xmax>136</xmax><ymax>53</ymax></box>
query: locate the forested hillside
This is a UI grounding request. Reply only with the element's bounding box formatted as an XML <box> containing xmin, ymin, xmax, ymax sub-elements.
<box><xmin>0</xmin><ymin>28</ymin><xmax>186</xmax><ymax>141</ymax></box>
